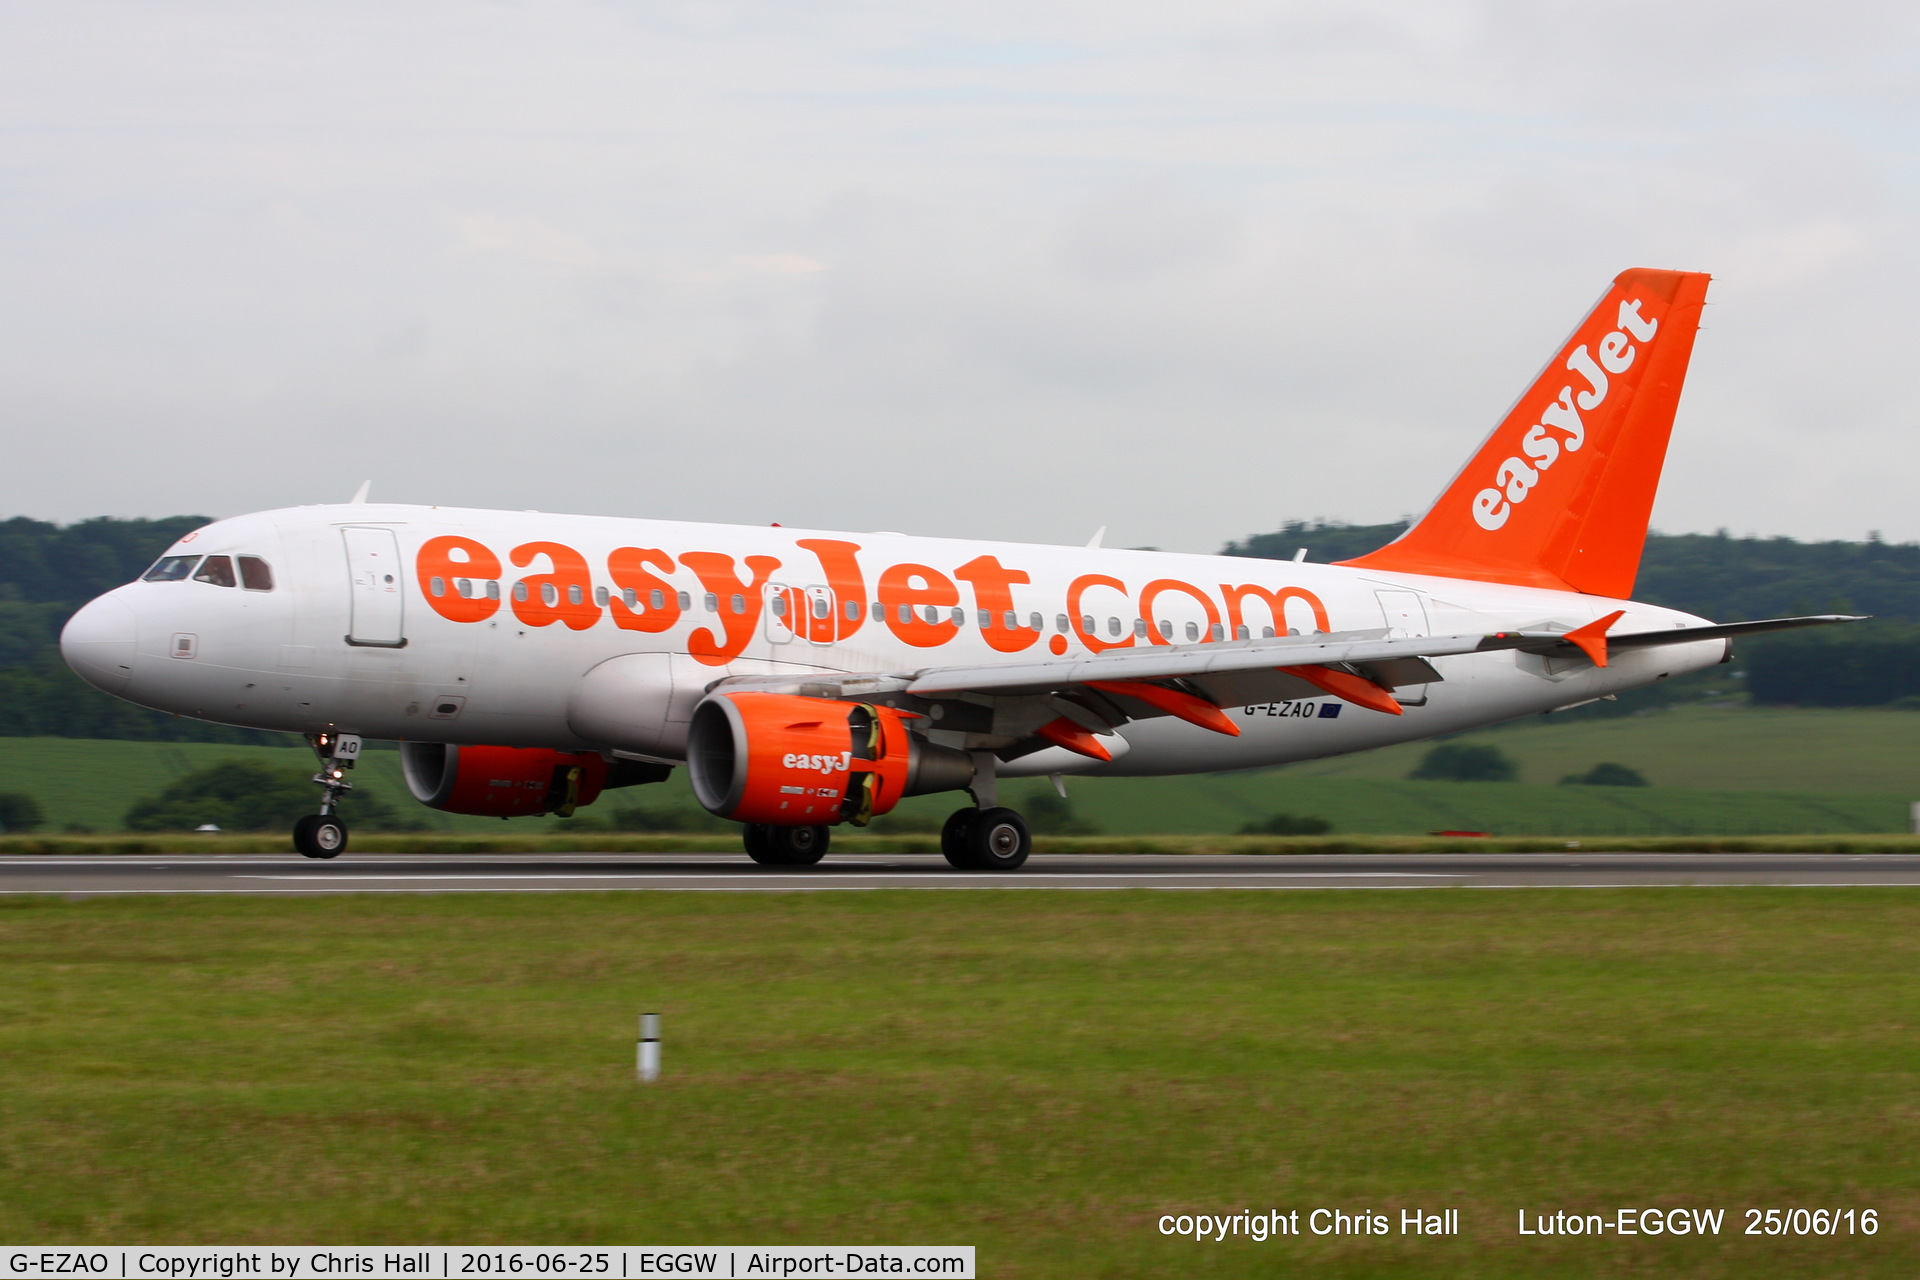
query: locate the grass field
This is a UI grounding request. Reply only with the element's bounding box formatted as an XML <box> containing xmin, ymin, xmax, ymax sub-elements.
<box><xmin>5</xmin><ymin>702</ymin><xmax>1920</xmax><ymax>836</ymax></box>
<box><xmin>1297</xmin><ymin>703</ymin><xmax>1920</xmax><ymax>791</ymax></box>
<box><xmin>2</xmin><ymin>889</ymin><xmax>1916</xmax><ymax>1276</ymax></box>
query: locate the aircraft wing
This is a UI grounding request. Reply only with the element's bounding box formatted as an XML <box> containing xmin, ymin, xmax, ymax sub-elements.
<box><xmin>901</xmin><ymin>613</ymin><xmax>1863</xmax><ymax>697</ymax></box>
<box><xmin>707</xmin><ymin>614</ymin><xmax>1862</xmax><ymax>755</ymax></box>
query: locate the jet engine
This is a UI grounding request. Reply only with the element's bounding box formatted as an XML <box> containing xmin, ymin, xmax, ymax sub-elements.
<box><xmin>686</xmin><ymin>692</ymin><xmax>975</xmax><ymax>825</ymax></box>
<box><xmin>400</xmin><ymin>742</ymin><xmax>668</xmax><ymax>817</ymax></box>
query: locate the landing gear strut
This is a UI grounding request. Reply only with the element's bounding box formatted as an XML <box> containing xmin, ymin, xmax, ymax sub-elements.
<box><xmin>296</xmin><ymin>732</ymin><xmax>361</xmax><ymax>859</ymax></box>
<box><xmin>743</xmin><ymin>823</ymin><xmax>831</xmax><ymax>866</ymax></box>
<box><xmin>941</xmin><ymin>806</ymin><xmax>1030</xmax><ymax>871</ymax></box>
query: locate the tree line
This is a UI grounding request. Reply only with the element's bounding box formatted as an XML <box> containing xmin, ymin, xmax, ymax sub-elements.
<box><xmin>3</xmin><ymin>513</ymin><xmax>1918</xmax><ymax>742</ymax></box>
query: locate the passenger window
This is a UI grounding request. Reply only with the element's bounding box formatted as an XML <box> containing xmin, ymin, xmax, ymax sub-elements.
<box><xmin>813</xmin><ymin>597</ymin><xmax>829</xmax><ymax>619</ymax></box>
<box><xmin>1029</xmin><ymin>612</ymin><xmax>1043</xmax><ymax>631</ymax></box>
<box><xmin>897</xmin><ymin>604</ymin><xmax>911</xmax><ymax>624</ymax></box>
<box><xmin>192</xmin><ymin>555</ymin><xmax>237</xmax><ymax>587</ymax></box>
<box><xmin>704</xmin><ymin>593</ymin><xmax>719</xmax><ymax>613</ymax></box>
<box><xmin>624</xmin><ymin>589</ymin><xmax>639</xmax><ymax>609</ymax></box>
<box><xmin>486</xmin><ymin>581</ymin><xmax>501</xmax><ymax>600</ymax></box>
<box><xmin>845</xmin><ymin>600</ymin><xmax>860</xmax><ymax>621</ymax></box>
<box><xmin>950</xmin><ymin>607</ymin><xmax>964</xmax><ymax>625</ymax></box>
<box><xmin>1107</xmin><ymin>617</ymin><xmax>1121</xmax><ymax>637</ymax></box>
<box><xmin>978</xmin><ymin>610</ymin><xmax>992</xmax><ymax>628</ymax></box>
<box><xmin>677</xmin><ymin>591</ymin><xmax>692</xmax><ymax>611</ymax></box>
<box><xmin>1003</xmin><ymin>610</ymin><xmax>1017</xmax><ymax>630</ymax></box>
<box><xmin>1056</xmin><ymin>614</ymin><xmax>1070</xmax><ymax>633</ymax></box>
<box><xmin>771</xmin><ymin>595</ymin><xmax>788</xmax><ymax>618</ymax></box>
<box><xmin>1183</xmin><ymin>621</ymin><xmax>1198</xmax><ymax>641</ymax></box>
<box><xmin>1081</xmin><ymin>615</ymin><xmax>1094</xmax><ymax>634</ymax></box>
<box><xmin>237</xmin><ymin>556</ymin><xmax>274</xmax><ymax>590</ymax></box>
<box><xmin>143</xmin><ymin>556</ymin><xmax>200</xmax><ymax>582</ymax></box>
<box><xmin>594</xmin><ymin>586</ymin><xmax>608</xmax><ymax>607</ymax></box>
<box><xmin>731</xmin><ymin>593</ymin><xmax>746</xmax><ymax>615</ymax></box>
<box><xmin>651</xmin><ymin>589</ymin><xmax>666</xmax><ymax>610</ymax></box>
<box><xmin>430</xmin><ymin>576</ymin><xmax>447</xmax><ymax>597</ymax></box>
<box><xmin>1133</xmin><ymin>618</ymin><xmax>1148</xmax><ymax>638</ymax></box>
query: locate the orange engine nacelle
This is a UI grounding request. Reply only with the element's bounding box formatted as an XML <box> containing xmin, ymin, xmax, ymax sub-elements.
<box><xmin>400</xmin><ymin>742</ymin><xmax>611</xmax><ymax>817</ymax></box>
<box><xmin>685</xmin><ymin>692</ymin><xmax>974</xmax><ymax>826</ymax></box>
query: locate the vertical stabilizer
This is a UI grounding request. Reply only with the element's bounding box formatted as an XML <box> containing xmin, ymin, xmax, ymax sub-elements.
<box><xmin>1340</xmin><ymin>268</ymin><xmax>1710</xmax><ymax>598</ymax></box>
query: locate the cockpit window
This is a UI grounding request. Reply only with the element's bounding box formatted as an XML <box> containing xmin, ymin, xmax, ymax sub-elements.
<box><xmin>142</xmin><ymin>555</ymin><xmax>201</xmax><ymax>582</ymax></box>
<box><xmin>192</xmin><ymin>555</ymin><xmax>237</xmax><ymax>587</ymax></box>
<box><xmin>237</xmin><ymin>556</ymin><xmax>274</xmax><ymax>591</ymax></box>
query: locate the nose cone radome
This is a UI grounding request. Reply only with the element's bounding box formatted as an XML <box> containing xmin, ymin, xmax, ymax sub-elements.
<box><xmin>61</xmin><ymin>592</ymin><xmax>138</xmax><ymax>694</ymax></box>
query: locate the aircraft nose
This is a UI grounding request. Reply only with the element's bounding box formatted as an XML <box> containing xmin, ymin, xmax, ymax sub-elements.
<box><xmin>61</xmin><ymin>592</ymin><xmax>138</xmax><ymax>694</ymax></box>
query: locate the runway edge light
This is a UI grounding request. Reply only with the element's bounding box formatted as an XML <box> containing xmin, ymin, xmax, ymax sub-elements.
<box><xmin>639</xmin><ymin>1012</ymin><xmax>661</xmax><ymax>1082</ymax></box>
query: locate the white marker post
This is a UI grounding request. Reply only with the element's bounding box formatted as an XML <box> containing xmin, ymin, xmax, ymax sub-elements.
<box><xmin>638</xmin><ymin>1012</ymin><xmax>660</xmax><ymax>1082</ymax></box>
<box><xmin>1910</xmin><ymin>802</ymin><xmax>1920</xmax><ymax>835</ymax></box>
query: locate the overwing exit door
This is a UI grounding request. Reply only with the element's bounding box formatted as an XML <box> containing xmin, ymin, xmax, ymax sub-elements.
<box><xmin>1375</xmin><ymin>589</ymin><xmax>1430</xmax><ymax>705</ymax></box>
<box><xmin>343</xmin><ymin>527</ymin><xmax>406</xmax><ymax>647</ymax></box>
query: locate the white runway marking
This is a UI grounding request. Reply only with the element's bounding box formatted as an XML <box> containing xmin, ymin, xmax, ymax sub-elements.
<box><xmin>232</xmin><ymin>870</ymin><xmax>1466</xmax><ymax>881</ymax></box>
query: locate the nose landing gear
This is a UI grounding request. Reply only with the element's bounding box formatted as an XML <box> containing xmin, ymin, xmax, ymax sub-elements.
<box><xmin>293</xmin><ymin>813</ymin><xmax>348</xmax><ymax>859</ymax></box>
<box><xmin>296</xmin><ymin>732</ymin><xmax>362</xmax><ymax>859</ymax></box>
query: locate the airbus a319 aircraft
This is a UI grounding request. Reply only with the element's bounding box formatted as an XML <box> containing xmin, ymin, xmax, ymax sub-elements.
<box><xmin>60</xmin><ymin>268</ymin><xmax>1853</xmax><ymax>866</ymax></box>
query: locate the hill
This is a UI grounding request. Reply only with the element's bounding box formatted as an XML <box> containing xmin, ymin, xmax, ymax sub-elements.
<box><xmin>1226</xmin><ymin>518</ymin><xmax>1920</xmax><ymax>622</ymax></box>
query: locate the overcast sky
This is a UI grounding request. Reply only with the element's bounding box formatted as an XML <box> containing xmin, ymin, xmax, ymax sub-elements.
<box><xmin>3</xmin><ymin>2</ymin><xmax>1917</xmax><ymax>551</ymax></box>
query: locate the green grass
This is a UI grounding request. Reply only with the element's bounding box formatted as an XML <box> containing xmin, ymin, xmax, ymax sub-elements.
<box><xmin>1</xmin><ymin>889</ymin><xmax>1917</xmax><ymax>1276</ymax></box>
<box><xmin>0</xmin><ymin>738</ymin><xmax>571</xmax><ymax>836</ymax></box>
<box><xmin>7</xmin><ymin>702</ymin><xmax>1920</xmax><ymax>836</ymax></box>
<box><xmin>1293</xmin><ymin>703</ymin><xmax>1920</xmax><ymax>790</ymax></box>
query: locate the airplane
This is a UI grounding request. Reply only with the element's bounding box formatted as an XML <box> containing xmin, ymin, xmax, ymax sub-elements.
<box><xmin>59</xmin><ymin>267</ymin><xmax>1855</xmax><ymax>866</ymax></box>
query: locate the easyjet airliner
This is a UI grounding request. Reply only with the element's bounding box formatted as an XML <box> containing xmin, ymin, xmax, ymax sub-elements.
<box><xmin>60</xmin><ymin>269</ymin><xmax>1853</xmax><ymax>866</ymax></box>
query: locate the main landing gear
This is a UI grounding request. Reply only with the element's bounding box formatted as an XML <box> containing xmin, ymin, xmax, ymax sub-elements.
<box><xmin>743</xmin><ymin>823</ymin><xmax>830</xmax><ymax>866</ymax></box>
<box><xmin>295</xmin><ymin>731</ymin><xmax>362</xmax><ymax>859</ymax></box>
<box><xmin>940</xmin><ymin>806</ymin><xmax>1032</xmax><ymax>871</ymax></box>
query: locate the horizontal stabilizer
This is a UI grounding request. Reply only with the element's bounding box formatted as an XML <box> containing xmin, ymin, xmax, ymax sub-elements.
<box><xmin>1478</xmin><ymin>614</ymin><xmax>1866</xmax><ymax>663</ymax></box>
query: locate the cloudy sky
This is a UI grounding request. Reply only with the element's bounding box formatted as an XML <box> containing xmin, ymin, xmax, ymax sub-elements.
<box><xmin>3</xmin><ymin>2</ymin><xmax>1916</xmax><ymax>551</ymax></box>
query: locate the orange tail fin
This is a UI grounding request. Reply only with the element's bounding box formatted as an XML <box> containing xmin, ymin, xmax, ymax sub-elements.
<box><xmin>1340</xmin><ymin>268</ymin><xmax>1710</xmax><ymax>599</ymax></box>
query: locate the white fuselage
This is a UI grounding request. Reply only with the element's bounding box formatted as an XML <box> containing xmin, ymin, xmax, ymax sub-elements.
<box><xmin>60</xmin><ymin>503</ymin><xmax>1725</xmax><ymax>777</ymax></box>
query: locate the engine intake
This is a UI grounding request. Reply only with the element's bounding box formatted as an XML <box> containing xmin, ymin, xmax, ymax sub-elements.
<box><xmin>401</xmin><ymin>742</ymin><xmax>669</xmax><ymax>817</ymax></box>
<box><xmin>686</xmin><ymin>692</ymin><xmax>974</xmax><ymax>825</ymax></box>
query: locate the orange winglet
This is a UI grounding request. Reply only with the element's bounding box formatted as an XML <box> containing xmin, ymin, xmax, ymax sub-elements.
<box><xmin>1284</xmin><ymin>664</ymin><xmax>1403</xmax><ymax>716</ymax></box>
<box><xmin>1563</xmin><ymin>609</ymin><xmax>1625</xmax><ymax>667</ymax></box>
<box><xmin>1036</xmin><ymin>717</ymin><xmax>1114</xmax><ymax>761</ymax></box>
<box><xmin>1084</xmin><ymin>680</ymin><xmax>1241</xmax><ymax>737</ymax></box>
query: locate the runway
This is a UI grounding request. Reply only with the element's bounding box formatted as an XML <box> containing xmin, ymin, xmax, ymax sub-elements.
<box><xmin>5</xmin><ymin>851</ymin><xmax>1920</xmax><ymax>894</ymax></box>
